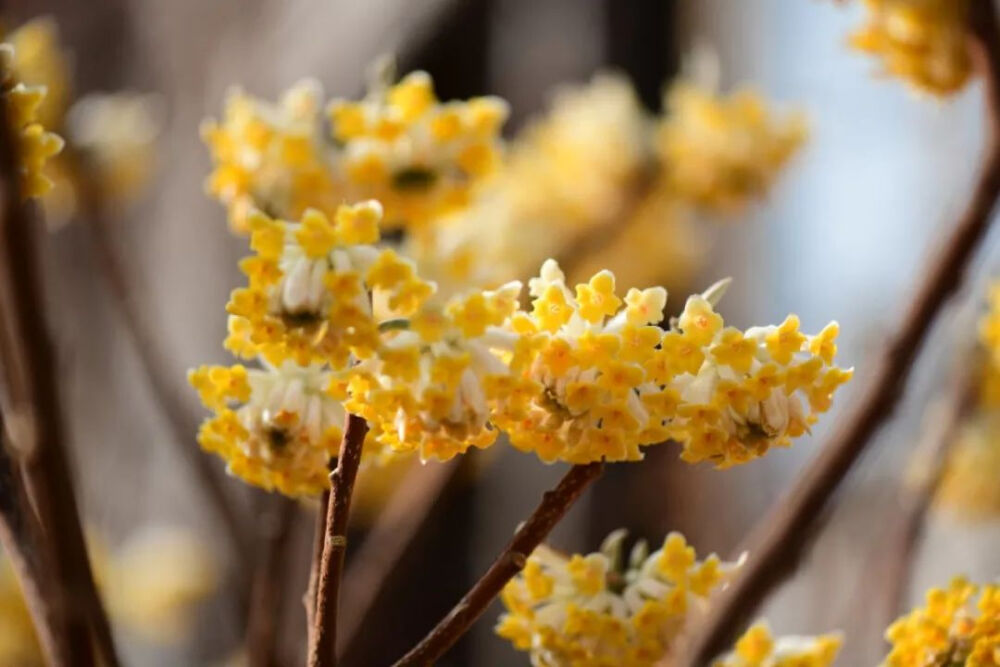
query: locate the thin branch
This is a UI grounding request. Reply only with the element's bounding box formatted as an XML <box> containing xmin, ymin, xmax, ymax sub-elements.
<box><xmin>305</xmin><ymin>488</ymin><xmax>330</xmax><ymax>650</ymax></box>
<box><xmin>59</xmin><ymin>144</ymin><xmax>250</xmax><ymax>562</ymax></box>
<box><xmin>0</xmin><ymin>423</ymin><xmax>72</xmax><ymax>665</ymax></box>
<box><xmin>678</xmin><ymin>2</ymin><xmax>1000</xmax><ymax>664</ymax></box>
<box><xmin>337</xmin><ymin>459</ymin><xmax>459</xmax><ymax>658</ymax></box>
<box><xmin>0</xmin><ymin>85</ymin><xmax>119</xmax><ymax>667</ymax></box>
<box><xmin>392</xmin><ymin>462</ymin><xmax>604</xmax><ymax>667</ymax></box>
<box><xmin>246</xmin><ymin>495</ymin><xmax>298</xmax><ymax>667</ymax></box>
<box><xmin>308</xmin><ymin>414</ymin><xmax>370</xmax><ymax>667</ymax></box>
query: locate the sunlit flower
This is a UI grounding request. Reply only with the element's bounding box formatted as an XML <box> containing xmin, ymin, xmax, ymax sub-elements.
<box><xmin>190</xmin><ymin>360</ymin><xmax>389</xmax><ymax>496</ymax></box>
<box><xmin>328</xmin><ymin>67</ymin><xmax>508</xmax><ymax>234</ymax></box>
<box><xmin>713</xmin><ymin>621</ymin><xmax>842</xmax><ymax>667</ymax></box>
<box><xmin>7</xmin><ymin>18</ymin><xmax>69</xmax><ymax>130</ymax></box>
<box><xmin>497</xmin><ymin>530</ymin><xmax>744</xmax><ymax>666</ymax></box>
<box><xmin>493</xmin><ymin>262</ymin><xmax>851</xmax><ymax>467</ymax></box>
<box><xmin>850</xmin><ymin>0</ymin><xmax>971</xmax><ymax>96</ymax></box>
<box><xmin>225</xmin><ymin>201</ymin><xmax>434</xmax><ymax>367</ymax></box>
<box><xmin>0</xmin><ymin>42</ymin><xmax>64</xmax><ymax>199</ymax></box>
<box><xmin>882</xmin><ymin>577</ymin><xmax>1000</xmax><ymax>666</ymax></box>
<box><xmin>347</xmin><ymin>282</ymin><xmax>525</xmax><ymax>461</ymax></box>
<box><xmin>657</xmin><ymin>82</ymin><xmax>806</xmax><ymax>216</ymax></box>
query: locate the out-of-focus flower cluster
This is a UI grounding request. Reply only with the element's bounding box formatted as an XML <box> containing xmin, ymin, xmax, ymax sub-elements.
<box><xmin>713</xmin><ymin>622</ymin><xmax>842</xmax><ymax>667</ymax></box>
<box><xmin>0</xmin><ymin>528</ymin><xmax>218</xmax><ymax>664</ymax></box>
<box><xmin>0</xmin><ymin>35</ymin><xmax>64</xmax><ymax>199</ymax></box>
<box><xmin>937</xmin><ymin>283</ymin><xmax>1000</xmax><ymax>517</ymax></box>
<box><xmin>414</xmin><ymin>74</ymin><xmax>806</xmax><ymax>297</ymax></box>
<box><xmin>882</xmin><ymin>577</ymin><xmax>999</xmax><ymax>666</ymax></box>
<box><xmin>202</xmin><ymin>69</ymin><xmax>508</xmax><ymax>236</ymax></box>
<box><xmin>850</xmin><ymin>0</ymin><xmax>972</xmax><ymax>96</ymax></box>
<box><xmin>192</xmin><ymin>68</ymin><xmax>847</xmax><ymax>499</ymax></box>
<box><xmin>6</xmin><ymin>18</ymin><xmax>161</xmax><ymax>225</ymax></box>
<box><xmin>496</xmin><ymin>530</ymin><xmax>745</xmax><ymax>666</ymax></box>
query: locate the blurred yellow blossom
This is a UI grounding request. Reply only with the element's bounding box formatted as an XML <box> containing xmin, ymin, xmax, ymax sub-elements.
<box><xmin>657</xmin><ymin>82</ymin><xmax>807</xmax><ymax>216</ymax></box>
<box><xmin>190</xmin><ymin>360</ymin><xmax>393</xmax><ymax>496</ymax></box>
<box><xmin>328</xmin><ymin>67</ymin><xmax>508</xmax><ymax>234</ymax></box>
<box><xmin>0</xmin><ymin>556</ymin><xmax>39</xmax><ymax>666</ymax></box>
<box><xmin>882</xmin><ymin>577</ymin><xmax>1000</xmax><ymax>666</ymax></box>
<box><xmin>104</xmin><ymin>527</ymin><xmax>218</xmax><ymax>644</ymax></box>
<box><xmin>713</xmin><ymin>621</ymin><xmax>842</xmax><ymax>667</ymax></box>
<box><xmin>850</xmin><ymin>0</ymin><xmax>972</xmax><ymax>96</ymax></box>
<box><xmin>496</xmin><ymin>530</ymin><xmax>745</xmax><ymax>666</ymax></box>
<box><xmin>7</xmin><ymin>17</ymin><xmax>69</xmax><ymax>131</ymax></box>
<box><xmin>0</xmin><ymin>41</ymin><xmax>64</xmax><ymax>199</ymax></box>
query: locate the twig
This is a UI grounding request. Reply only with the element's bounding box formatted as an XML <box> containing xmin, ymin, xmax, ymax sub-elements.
<box><xmin>877</xmin><ymin>372</ymin><xmax>975</xmax><ymax>628</ymax></box>
<box><xmin>337</xmin><ymin>459</ymin><xmax>459</xmax><ymax>658</ymax></box>
<box><xmin>246</xmin><ymin>495</ymin><xmax>298</xmax><ymax>667</ymax></box>
<box><xmin>308</xmin><ymin>414</ymin><xmax>370</xmax><ymax>667</ymax></box>
<box><xmin>0</xmin><ymin>84</ymin><xmax>119</xmax><ymax>666</ymax></box>
<box><xmin>305</xmin><ymin>488</ymin><xmax>330</xmax><ymax>649</ymax></box>
<box><xmin>392</xmin><ymin>462</ymin><xmax>604</xmax><ymax>667</ymax></box>
<box><xmin>678</xmin><ymin>2</ymin><xmax>1000</xmax><ymax>663</ymax></box>
<box><xmin>0</xmin><ymin>421</ymin><xmax>72</xmax><ymax>665</ymax></box>
<box><xmin>60</xmin><ymin>144</ymin><xmax>250</xmax><ymax>562</ymax></box>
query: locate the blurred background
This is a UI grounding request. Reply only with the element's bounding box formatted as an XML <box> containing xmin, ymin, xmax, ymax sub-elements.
<box><xmin>4</xmin><ymin>0</ymin><xmax>1000</xmax><ymax>664</ymax></box>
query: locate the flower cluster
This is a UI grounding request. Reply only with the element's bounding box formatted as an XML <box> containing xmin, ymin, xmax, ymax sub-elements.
<box><xmin>202</xmin><ymin>70</ymin><xmax>508</xmax><ymax>235</ymax></box>
<box><xmin>656</xmin><ymin>82</ymin><xmax>807</xmax><ymax>216</ymax></box>
<box><xmin>713</xmin><ymin>622</ymin><xmax>842</xmax><ymax>667</ymax></box>
<box><xmin>329</xmin><ymin>69</ymin><xmax>508</xmax><ymax>234</ymax></box>
<box><xmin>850</xmin><ymin>0</ymin><xmax>972</xmax><ymax>96</ymax></box>
<box><xmin>0</xmin><ymin>40</ymin><xmax>64</xmax><ymax>199</ymax></box>
<box><xmin>882</xmin><ymin>577</ymin><xmax>1000</xmax><ymax>666</ymax></box>
<box><xmin>226</xmin><ymin>200</ymin><xmax>432</xmax><ymax>367</ymax></box>
<box><xmin>412</xmin><ymin>74</ymin><xmax>805</xmax><ymax>299</ymax></box>
<box><xmin>494</xmin><ymin>262</ymin><xmax>851</xmax><ymax>467</ymax></box>
<box><xmin>496</xmin><ymin>530</ymin><xmax>745</xmax><ymax>666</ymax></box>
<box><xmin>191</xmin><ymin>361</ymin><xmax>376</xmax><ymax>496</ymax></box>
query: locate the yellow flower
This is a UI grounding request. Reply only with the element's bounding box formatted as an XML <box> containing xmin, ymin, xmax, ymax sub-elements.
<box><xmin>497</xmin><ymin>530</ymin><xmax>744</xmax><ymax>666</ymax></box>
<box><xmin>0</xmin><ymin>43</ymin><xmax>64</xmax><ymax>199</ymax></box>
<box><xmin>576</xmin><ymin>270</ymin><xmax>622</xmax><ymax>324</ymax></box>
<box><xmin>190</xmin><ymin>361</ymin><xmax>391</xmax><ymax>497</ymax></box>
<box><xmin>714</xmin><ymin>621</ymin><xmax>842</xmax><ymax>667</ymax></box>
<box><xmin>658</xmin><ymin>81</ymin><xmax>806</xmax><ymax>216</ymax></box>
<box><xmin>882</xmin><ymin>577</ymin><xmax>999</xmax><ymax>666</ymax></box>
<box><xmin>850</xmin><ymin>0</ymin><xmax>971</xmax><ymax>96</ymax></box>
<box><xmin>226</xmin><ymin>202</ymin><xmax>433</xmax><ymax>367</ymax></box>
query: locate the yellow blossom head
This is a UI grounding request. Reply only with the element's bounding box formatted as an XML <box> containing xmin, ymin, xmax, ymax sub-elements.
<box><xmin>497</xmin><ymin>530</ymin><xmax>744</xmax><ymax>666</ymax></box>
<box><xmin>714</xmin><ymin>621</ymin><xmax>842</xmax><ymax>667</ymax></box>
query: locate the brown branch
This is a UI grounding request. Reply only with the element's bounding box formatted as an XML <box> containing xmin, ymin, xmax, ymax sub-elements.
<box><xmin>0</xmin><ymin>421</ymin><xmax>72</xmax><ymax>665</ymax></box>
<box><xmin>0</xmin><ymin>85</ymin><xmax>118</xmax><ymax>667</ymax></box>
<box><xmin>59</xmin><ymin>144</ymin><xmax>250</xmax><ymax>563</ymax></box>
<box><xmin>305</xmin><ymin>487</ymin><xmax>330</xmax><ymax>649</ymax></box>
<box><xmin>308</xmin><ymin>414</ymin><xmax>370</xmax><ymax>667</ymax></box>
<box><xmin>246</xmin><ymin>495</ymin><xmax>298</xmax><ymax>667</ymax></box>
<box><xmin>392</xmin><ymin>461</ymin><xmax>604</xmax><ymax>667</ymax></box>
<box><xmin>337</xmin><ymin>459</ymin><xmax>459</xmax><ymax>658</ymax></box>
<box><xmin>678</xmin><ymin>2</ymin><xmax>1000</xmax><ymax>664</ymax></box>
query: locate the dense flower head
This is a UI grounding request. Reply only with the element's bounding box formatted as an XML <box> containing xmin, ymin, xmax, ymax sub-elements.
<box><xmin>225</xmin><ymin>200</ymin><xmax>434</xmax><ymax>367</ymax></box>
<box><xmin>189</xmin><ymin>360</ymin><xmax>389</xmax><ymax>496</ymax></box>
<box><xmin>202</xmin><ymin>79</ymin><xmax>339</xmax><ymax>234</ymax></box>
<box><xmin>493</xmin><ymin>261</ymin><xmax>851</xmax><ymax>467</ymax></box>
<box><xmin>657</xmin><ymin>82</ymin><xmax>807</xmax><ymax>216</ymax></box>
<box><xmin>346</xmin><ymin>282</ymin><xmax>524</xmax><ymax>461</ymax></box>
<box><xmin>0</xmin><ymin>42</ymin><xmax>64</xmax><ymax>199</ymax></box>
<box><xmin>713</xmin><ymin>622</ymin><xmax>842</xmax><ymax>667</ymax></box>
<box><xmin>850</xmin><ymin>0</ymin><xmax>971</xmax><ymax>96</ymax></box>
<box><xmin>496</xmin><ymin>530</ymin><xmax>744</xmax><ymax>666</ymax></box>
<box><xmin>328</xmin><ymin>68</ymin><xmax>509</xmax><ymax>233</ymax></box>
<box><xmin>882</xmin><ymin>577</ymin><xmax>1000</xmax><ymax>666</ymax></box>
